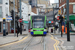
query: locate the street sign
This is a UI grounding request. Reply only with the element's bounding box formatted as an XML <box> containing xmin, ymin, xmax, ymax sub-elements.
<box><xmin>57</xmin><ymin>16</ymin><xmax>60</xmax><ymax>20</ymax></box>
<box><xmin>51</xmin><ymin>21</ymin><xmax>53</xmax><ymax>23</ymax></box>
<box><xmin>58</xmin><ymin>10</ymin><xmax>61</xmax><ymax>14</ymax></box>
<box><xmin>49</xmin><ymin>21</ymin><xmax>51</xmax><ymax>23</ymax></box>
<box><xmin>23</xmin><ymin>21</ymin><xmax>29</xmax><ymax>23</ymax></box>
<box><xmin>6</xmin><ymin>16</ymin><xmax>12</xmax><ymax>20</ymax></box>
<box><xmin>19</xmin><ymin>19</ymin><xmax>22</xmax><ymax>22</ymax></box>
<box><xmin>48</xmin><ymin>21</ymin><xmax>53</xmax><ymax>23</ymax></box>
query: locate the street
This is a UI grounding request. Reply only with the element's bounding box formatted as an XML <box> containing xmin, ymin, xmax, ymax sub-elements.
<box><xmin>0</xmin><ymin>33</ymin><xmax>59</xmax><ymax>50</ymax></box>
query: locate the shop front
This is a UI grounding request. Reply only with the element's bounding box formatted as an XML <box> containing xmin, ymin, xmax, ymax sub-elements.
<box><xmin>65</xmin><ymin>15</ymin><xmax>75</xmax><ymax>31</ymax></box>
<box><xmin>23</xmin><ymin>21</ymin><xmax>29</xmax><ymax>31</ymax></box>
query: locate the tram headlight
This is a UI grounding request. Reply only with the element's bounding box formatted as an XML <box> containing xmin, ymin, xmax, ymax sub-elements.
<box><xmin>31</xmin><ymin>29</ymin><xmax>33</xmax><ymax>31</ymax></box>
<box><xmin>44</xmin><ymin>29</ymin><xmax>47</xmax><ymax>31</ymax></box>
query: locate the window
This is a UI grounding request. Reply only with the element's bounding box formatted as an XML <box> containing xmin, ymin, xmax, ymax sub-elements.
<box><xmin>0</xmin><ymin>0</ymin><xmax>2</xmax><ymax>4</ymax></box>
<box><xmin>0</xmin><ymin>7</ymin><xmax>2</xmax><ymax>17</ymax></box>
<box><xmin>73</xmin><ymin>5</ymin><xmax>75</xmax><ymax>13</ymax></box>
<box><xmin>60</xmin><ymin>0</ymin><xmax>61</xmax><ymax>3</ymax></box>
<box><xmin>0</xmin><ymin>22</ymin><xmax>2</xmax><ymax>32</ymax></box>
<box><xmin>5</xmin><ymin>7</ymin><xmax>8</xmax><ymax>16</ymax></box>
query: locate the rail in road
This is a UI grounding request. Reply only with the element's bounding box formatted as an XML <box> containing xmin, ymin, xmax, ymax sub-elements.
<box><xmin>23</xmin><ymin>36</ymin><xmax>46</xmax><ymax>50</ymax></box>
<box><xmin>0</xmin><ymin>33</ymin><xmax>60</xmax><ymax>50</ymax></box>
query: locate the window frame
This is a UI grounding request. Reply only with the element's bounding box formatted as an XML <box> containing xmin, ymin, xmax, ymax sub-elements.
<box><xmin>73</xmin><ymin>4</ymin><xmax>75</xmax><ymax>13</ymax></box>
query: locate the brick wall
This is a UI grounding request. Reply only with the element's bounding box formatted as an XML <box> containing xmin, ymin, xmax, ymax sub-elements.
<box><xmin>32</xmin><ymin>7</ymin><xmax>37</xmax><ymax>14</ymax></box>
<box><xmin>69</xmin><ymin>4</ymin><xmax>73</xmax><ymax>14</ymax></box>
<box><xmin>59</xmin><ymin>0</ymin><xmax>75</xmax><ymax>7</ymax></box>
<box><xmin>59</xmin><ymin>0</ymin><xmax>75</xmax><ymax>14</ymax></box>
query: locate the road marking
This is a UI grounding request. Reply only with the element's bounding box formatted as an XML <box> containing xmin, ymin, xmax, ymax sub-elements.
<box><xmin>49</xmin><ymin>33</ymin><xmax>59</xmax><ymax>50</ymax></box>
<box><xmin>0</xmin><ymin>35</ymin><xmax>29</xmax><ymax>47</ymax></box>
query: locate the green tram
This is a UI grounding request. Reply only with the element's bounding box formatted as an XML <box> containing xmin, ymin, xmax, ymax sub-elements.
<box><xmin>29</xmin><ymin>15</ymin><xmax>47</xmax><ymax>36</ymax></box>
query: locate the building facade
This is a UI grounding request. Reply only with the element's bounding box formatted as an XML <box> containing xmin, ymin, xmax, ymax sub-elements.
<box><xmin>59</xmin><ymin>0</ymin><xmax>75</xmax><ymax>30</ymax></box>
<box><xmin>28</xmin><ymin>0</ymin><xmax>50</xmax><ymax>14</ymax></box>
<box><xmin>59</xmin><ymin>0</ymin><xmax>75</xmax><ymax>15</ymax></box>
<box><xmin>0</xmin><ymin>0</ymin><xmax>10</xmax><ymax>34</ymax></box>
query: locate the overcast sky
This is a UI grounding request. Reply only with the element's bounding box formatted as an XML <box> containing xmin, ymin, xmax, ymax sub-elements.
<box><xmin>50</xmin><ymin>0</ymin><xmax>59</xmax><ymax>3</ymax></box>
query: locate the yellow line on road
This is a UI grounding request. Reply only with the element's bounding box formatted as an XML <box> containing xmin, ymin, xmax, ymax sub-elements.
<box><xmin>0</xmin><ymin>35</ymin><xmax>28</xmax><ymax>47</ymax></box>
<box><xmin>50</xmin><ymin>34</ymin><xmax>59</xmax><ymax>50</ymax></box>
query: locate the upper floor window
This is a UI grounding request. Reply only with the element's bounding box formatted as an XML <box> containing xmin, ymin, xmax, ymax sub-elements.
<box><xmin>73</xmin><ymin>5</ymin><xmax>75</xmax><ymax>13</ymax></box>
<box><xmin>60</xmin><ymin>0</ymin><xmax>61</xmax><ymax>3</ymax></box>
<box><xmin>0</xmin><ymin>7</ymin><xmax>2</xmax><ymax>17</ymax></box>
<box><xmin>0</xmin><ymin>0</ymin><xmax>2</xmax><ymax>4</ymax></box>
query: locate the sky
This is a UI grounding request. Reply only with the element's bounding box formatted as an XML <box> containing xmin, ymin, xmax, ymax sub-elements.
<box><xmin>50</xmin><ymin>0</ymin><xmax>59</xmax><ymax>3</ymax></box>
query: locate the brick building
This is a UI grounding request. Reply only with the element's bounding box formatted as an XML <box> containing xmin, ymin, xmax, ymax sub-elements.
<box><xmin>59</xmin><ymin>0</ymin><xmax>75</xmax><ymax>15</ymax></box>
<box><xmin>59</xmin><ymin>0</ymin><xmax>75</xmax><ymax>30</ymax></box>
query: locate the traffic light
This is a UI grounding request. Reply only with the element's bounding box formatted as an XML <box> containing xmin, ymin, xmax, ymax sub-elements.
<box><xmin>11</xmin><ymin>10</ymin><xmax>14</xmax><ymax>20</ymax></box>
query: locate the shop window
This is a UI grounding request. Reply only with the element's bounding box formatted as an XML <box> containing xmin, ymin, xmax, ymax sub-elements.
<box><xmin>0</xmin><ymin>22</ymin><xmax>2</xmax><ymax>32</ymax></box>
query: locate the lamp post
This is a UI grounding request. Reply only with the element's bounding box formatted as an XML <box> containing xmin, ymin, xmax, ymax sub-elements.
<box><xmin>19</xmin><ymin>0</ymin><xmax>22</xmax><ymax>35</ymax></box>
<box><xmin>13</xmin><ymin>0</ymin><xmax>16</xmax><ymax>36</ymax></box>
<box><xmin>53</xmin><ymin>7</ymin><xmax>55</xmax><ymax>34</ymax></box>
<box><xmin>66</xmin><ymin>0</ymin><xmax>70</xmax><ymax>41</ymax></box>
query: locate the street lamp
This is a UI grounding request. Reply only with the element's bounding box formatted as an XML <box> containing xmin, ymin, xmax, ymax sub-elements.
<box><xmin>66</xmin><ymin>0</ymin><xmax>70</xmax><ymax>41</ymax></box>
<box><xmin>19</xmin><ymin>0</ymin><xmax>22</xmax><ymax>35</ymax></box>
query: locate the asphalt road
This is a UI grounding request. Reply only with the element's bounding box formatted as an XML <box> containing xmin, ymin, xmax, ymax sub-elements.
<box><xmin>0</xmin><ymin>33</ymin><xmax>57</xmax><ymax>50</ymax></box>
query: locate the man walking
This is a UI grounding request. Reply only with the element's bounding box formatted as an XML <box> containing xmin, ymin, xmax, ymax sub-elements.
<box><xmin>17</xmin><ymin>26</ymin><xmax>20</xmax><ymax>37</ymax></box>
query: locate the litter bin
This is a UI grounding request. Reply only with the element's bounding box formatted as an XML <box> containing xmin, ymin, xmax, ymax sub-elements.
<box><xmin>51</xmin><ymin>29</ymin><xmax>53</xmax><ymax>33</ymax></box>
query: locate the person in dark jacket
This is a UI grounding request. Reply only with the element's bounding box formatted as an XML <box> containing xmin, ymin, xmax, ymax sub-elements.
<box><xmin>17</xmin><ymin>26</ymin><xmax>20</xmax><ymax>33</ymax></box>
<box><xmin>17</xmin><ymin>26</ymin><xmax>20</xmax><ymax>37</ymax></box>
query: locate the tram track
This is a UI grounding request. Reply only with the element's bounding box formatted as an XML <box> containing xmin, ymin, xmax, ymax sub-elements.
<box><xmin>23</xmin><ymin>37</ymin><xmax>33</xmax><ymax>50</ymax></box>
<box><xmin>23</xmin><ymin>36</ymin><xmax>46</xmax><ymax>50</ymax></box>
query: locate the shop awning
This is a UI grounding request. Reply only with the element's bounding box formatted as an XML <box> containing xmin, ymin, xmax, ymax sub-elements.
<box><xmin>65</xmin><ymin>15</ymin><xmax>75</xmax><ymax>20</ymax></box>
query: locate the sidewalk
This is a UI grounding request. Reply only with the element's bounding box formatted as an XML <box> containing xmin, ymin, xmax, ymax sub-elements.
<box><xmin>52</xmin><ymin>33</ymin><xmax>75</xmax><ymax>50</ymax></box>
<box><xmin>58</xmin><ymin>35</ymin><xmax>75</xmax><ymax>50</ymax></box>
<box><xmin>0</xmin><ymin>31</ymin><xmax>29</xmax><ymax>45</ymax></box>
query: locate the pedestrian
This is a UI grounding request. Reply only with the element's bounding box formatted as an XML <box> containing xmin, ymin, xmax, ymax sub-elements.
<box><xmin>55</xmin><ymin>22</ymin><xmax>59</xmax><ymax>30</ymax></box>
<box><xmin>62</xmin><ymin>25</ymin><xmax>64</xmax><ymax>34</ymax></box>
<box><xmin>17</xmin><ymin>26</ymin><xmax>20</xmax><ymax>37</ymax></box>
<box><xmin>65</xmin><ymin>25</ymin><xmax>67</xmax><ymax>34</ymax></box>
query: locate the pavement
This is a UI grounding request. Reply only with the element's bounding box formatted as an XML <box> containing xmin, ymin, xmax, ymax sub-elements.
<box><xmin>0</xmin><ymin>31</ymin><xmax>29</xmax><ymax>45</ymax></box>
<box><xmin>51</xmin><ymin>30</ymin><xmax>75</xmax><ymax>50</ymax></box>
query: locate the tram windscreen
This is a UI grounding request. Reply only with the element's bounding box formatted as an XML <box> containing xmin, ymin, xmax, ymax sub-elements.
<box><xmin>33</xmin><ymin>17</ymin><xmax>44</xmax><ymax>28</ymax></box>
